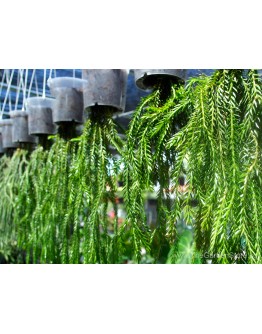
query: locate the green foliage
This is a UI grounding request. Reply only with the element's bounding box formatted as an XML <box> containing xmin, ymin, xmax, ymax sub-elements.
<box><xmin>2</xmin><ymin>70</ymin><xmax>262</xmax><ymax>264</ymax></box>
<box><xmin>14</xmin><ymin>139</ymin><xmax>73</xmax><ymax>263</ymax></box>
<box><xmin>167</xmin><ymin>70</ymin><xmax>262</xmax><ymax>263</ymax></box>
<box><xmin>0</xmin><ymin>149</ymin><xmax>29</xmax><ymax>263</ymax></box>
<box><xmin>66</xmin><ymin>107</ymin><xmax>125</xmax><ymax>264</ymax></box>
<box><xmin>13</xmin><ymin>107</ymin><xmax>127</xmax><ymax>264</ymax></box>
<box><xmin>124</xmin><ymin>81</ymin><xmax>192</xmax><ymax>262</ymax></box>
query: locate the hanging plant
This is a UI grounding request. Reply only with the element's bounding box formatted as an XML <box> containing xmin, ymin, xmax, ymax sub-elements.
<box><xmin>14</xmin><ymin>70</ymin><xmax>128</xmax><ymax>264</ymax></box>
<box><xmin>64</xmin><ymin>106</ymin><xmax>125</xmax><ymax>264</ymax></box>
<box><xmin>0</xmin><ymin>149</ymin><xmax>29</xmax><ymax>263</ymax></box>
<box><xmin>123</xmin><ymin>79</ymin><xmax>193</xmax><ymax>263</ymax></box>
<box><xmin>14</xmin><ymin>135</ymin><xmax>75</xmax><ymax>263</ymax></box>
<box><xmin>15</xmin><ymin>109</ymin><xmax>126</xmax><ymax>264</ymax></box>
<box><xmin>167</xmin><ymin>69</ymin><xmax>262</xmax><ymax>263</ymax></box>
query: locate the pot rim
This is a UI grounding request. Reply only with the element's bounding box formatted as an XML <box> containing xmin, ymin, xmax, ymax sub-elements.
<box><xmin>26</xmin><ymin>97</ymin><xmax>55</xmax><ymax>109</ymax></box>
<box><xmin>10</xmin><ymin>110</ymin><xmax>28</xmax><ymax>118</ymax></box>
<box><xmin>47</xmin><ymin>77</ymin><xmax>88</xmax><ymax>91</ymax></box>
<box><xmin>0</xmin><ymin>119</ymin><xmax>13</xmax><ymax>126</ymax></box>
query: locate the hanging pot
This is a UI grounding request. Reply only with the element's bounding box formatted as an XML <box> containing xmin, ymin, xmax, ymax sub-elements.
<box><xmin>134</xmin><ymin>69</ymin><xmax>186</xmax><ymax>90</ymax></box>
<box><xmin>0</xmin><ymin>119</ymin><xmax>19</xmax><ymax>149</ymax></box>
<box><xmin>26</xmin><ymin>97</ymin><xmax>57</xmax><ymax>136</ymax></box>
<box><xmin>0</xmin><ymin>131</ymin><xmax>6</xmax><ymax>154</ymax></box>
<box><xmin>125</xmin><ymin>70</ymin><xmax>149</xmax><ymax>112</ymax></box>
<box><xmin>82</xmin><ymin>69</ymin><xmax>128</xmax><ymax>112</ymax></box>
<box><xmin>10</xmin><ymin>111</ymin><xmax>38</xmax><ymax>144</ymax></box>
<box><xmin>47</xmin><ymin>77</ymin><xmax>86</xmax><ymax>124</ymax></box>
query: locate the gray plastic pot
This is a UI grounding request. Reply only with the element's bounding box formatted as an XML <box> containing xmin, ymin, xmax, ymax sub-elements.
<box><xmin>47</xmin><ymin>77</ymin><xmax>86</xmax><ymax>124</ymax></box>
<box><xmin>26</xmin><ymin>97</ymin><xmax>57</xmax><ymax>135</ymax></box>
<box><xmin>82</xmin><ymin>69</ymin><xmax>128</xmax><ymax>112</ymax></box>
<box><xmin>10</xmin><ymin>111</ymin><xmax>38</xmax><ymax>144</ymax></box>
<box><xmin>0</xmin><ymin>131</ymin><xmax>6</xmax><ymax>154</ymax></box>
<box><xmin>134</xmin><ymin>69</ymin><xmax>186</xmax><ymax>90</ymax></box>
<box><xmin>0</xmin><ymin>119</ymin><xmax>19</xmax><ymax>149</ymax></box>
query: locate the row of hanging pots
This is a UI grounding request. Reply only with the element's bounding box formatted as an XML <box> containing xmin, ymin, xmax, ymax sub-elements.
<box><xmin>0</xmin><ymin>69</ymin><xmax>186</xmax><ymax>152</ymax></box>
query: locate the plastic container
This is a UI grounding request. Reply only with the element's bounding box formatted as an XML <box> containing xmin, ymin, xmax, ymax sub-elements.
<box><xmin>134</xmin><ymin>69</ymin><xmax>186</xmax><ymax>90</ymax></box>
<box><xmin>82</xmin><ymin>69</ymin><xmax>128</xmax><ymax>112</ymax></box>
<box><xmin>10</xmin><ymin>111</ymin><xmax>38</xmax><ymax>144</ymax></box>
<box><xmin>26</xmin><ymin>97</ymin><xmax>57</xmax><ymax>135</ymax></box>
<box><xmin>0</xmin><ymin>131</ymin><xmax>6</xmax><ymax>154</ymax></box>
<box><xmin>0</xmin><ymin>119</ymin><xmax>19</xmax><ymax>149</ymax></box>
<box><xmin>47</xmin><ymin>77</ymin><xmax>86</xmax><ymax>124</ymax></box>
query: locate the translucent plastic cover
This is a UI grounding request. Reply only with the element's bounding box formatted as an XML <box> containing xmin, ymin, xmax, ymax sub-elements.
<box><xmin>26</xmin><ymin>97</ymin><xmax>55</xmax><ymax>109</ymax></box>
<box><xmin>47</xmin><ymin>77</ymin><xmax>88</xmax><ymax>92</ymax></box>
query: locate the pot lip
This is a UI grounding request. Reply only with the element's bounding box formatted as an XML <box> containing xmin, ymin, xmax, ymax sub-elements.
<box><xmin>134</xmin><ymin>69</ymin><xmax>186</xmax><ymax>90</ymax></box>
<box><xmin>10</xmin><ymin>110</ymin><xmax>28</xmax><ymax>118</ymax></box>
<box><xmin>26</xmin><ymin>96</ymin><xmax>55</xmax><ymax>108</ymax></box>
<box><xmin>47</xmin><ymin>77</ymin><xmax>88</xmax><ymax>90</ymax></box>
<box><xmin>84</xmin><ymin>102</ymin><xmax>123</xmax><ymax>112</ymax></box>
<box><xmin>0</xmin><ymin>119</ymin><xmax>13</xmax><ymax>126</ymax></box>
<box><xmin>53</xmin><ymin>118</ymin><xmax>84</xmax><ymax>125</ymax></box>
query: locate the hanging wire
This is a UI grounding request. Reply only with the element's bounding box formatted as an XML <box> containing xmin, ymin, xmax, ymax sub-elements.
<box><xmin>34</xmin><ymin>73</ymin><xmax>39</xmax><ymax>97</ymax></box>
<box><xmin>49</xmin><ymin>69</ymin><xmax>53</xmax><ymax>80</ymax></box>
<box><xmin>15</xmin><ymin>69</ymin><xmax>24</xmax><ymax>110</ymax></box>
<box><xmin>6</xmin><ymin>71</ymin><xmax>12</xmax><ymax>112</ymax></box>
<box><xmin>43</xmin><ymin>69</ymin><xmax>47</xmax><ymax>98</ymax></box>
<box><xmin>20</xmin><ymin>69</ymin><xmax>28</xmax><ymax>110</ymax></box>
<box><xmin>0</xmin><ymin>70</ymin><xmax>7</xmax><ymax>111</ymax></box>
<box><xmin>1</xmin><ymin>69</ymin><xmax>15</xmax><ymax>117</ymax></box>
<box><xmin>27</xmin><ymin>69</ymin><xmax>36</xmax><ymax>99</ymax></box>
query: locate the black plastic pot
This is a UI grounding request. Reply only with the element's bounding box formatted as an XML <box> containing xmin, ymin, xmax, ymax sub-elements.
<box><xmin>82</xmin><ymin>69</ymin><xmax>128</xmax><ymax>112</ymax></box>
<box><xmin>0</xmin><ymin>119</ymin><xmax>19</xmax><ymax>149</ymax></box>
<box><xmin>26</xmin><ymin>97</ymin><xmax>57</xmax><ymax>136</ymax></box>
<box><xmin>10</xmin><ymin>111</ymin><xmax>38</xmax><ymax>144</ymax></box>
<box><xmin>134</xmin><ymin>69</ymin><xmax>186</xmax><ymax>90</ymax></box>
<box><xmin>47</xmin><ymin>77</ymin><xmax>86</xmax><ymax>124</ymax></box>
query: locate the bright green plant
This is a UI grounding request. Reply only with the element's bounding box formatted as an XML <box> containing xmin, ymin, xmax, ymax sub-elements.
<box><xmin>0</xmin><ymin>149</ymin><xmax>29</xmax><ymax>263</ymax></box>
<box><xmin>124</xmin><ymin>80</ymin><xmax>192</xmax><ymax>262</ymax></box>
<box><xmin>66</xmin><ymin>107</ymin><xmax>126</xmax><ymax>264</ymax></box>
<box><xmin>14</xmin><ymin>107</ymin><xmax>127</xmax><ymax>264</ymax></box>
<box><xmin>3</xmin><ymin>69</ymin><xmax>262</xmax><ymax>265</ymax></box>
<box><xmin>125</xmin><ymin>70</ymin><xmax>262</xmax><ymax>264</ymax></box>
<box><xmin>14</xmin><ymin>136</ymin><xmax>76</xmax><ymax>264</ymax></box>
<box><xmin>167</xmin><ymin>69</ymin><xmax>262</xmax><ymax>263</ymax></box>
